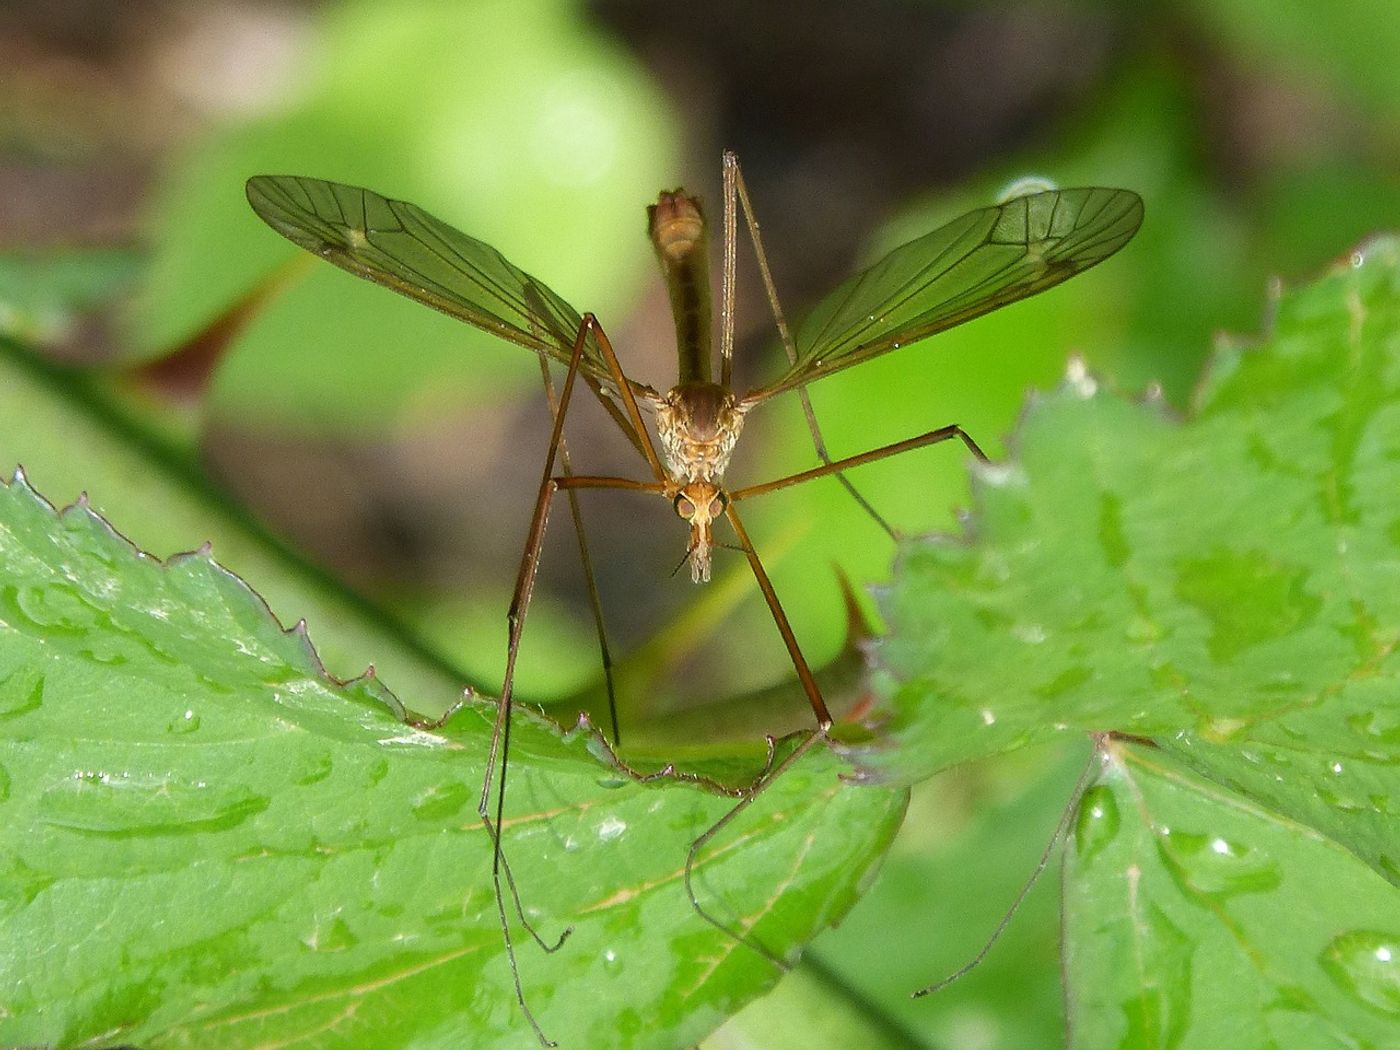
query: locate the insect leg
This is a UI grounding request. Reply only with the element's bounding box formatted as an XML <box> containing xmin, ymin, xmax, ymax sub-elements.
<box><xmin>722</xmin><ymin>501</ymin><xmax>831</xmax><ymax>728</ymax></box>
<box><xmin>535</xmin><ymin>356</ymin><xmax>621</xmax><ymax>747</ymax></box>
<box><xmin>729</xmin><ymin>423</ymin><xmax>989</xmax><ymax>503</ymax></box>
<box><xmin>590</xmin><ymin>319</ymin><xmax>669</xmax><ymax>485</ymax></box>
<box><xmin>483</xmin><ymin>313</ymin><xmax>671</xmax><ymax>1045</ymax></box>
<box><xmin>683</xmin><ymin>728</ymin><xmax>828</xmax><ymax>968</ymax></box>
<box><xmin>724</xmin><ymin>149</ymin><xmax>895</xmax><ymax>537</ymax></box>
<box><xmin>915</xmin><ymin>734</ymin><xmax>1107</xmax><ymax>997</ymax></box>
<box><xmin>481</xmin><ymin>313</ymin><xmax>600</xmax><ymax>1048</ymax></box>
<box><xmin>672</xmin><ymin>503</ymin><xmax>834</xmax><ymax>960</ymax></box>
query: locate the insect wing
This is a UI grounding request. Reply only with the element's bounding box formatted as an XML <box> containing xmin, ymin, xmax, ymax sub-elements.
<box><xmin>245</xmin><ymin>175</ymin><xmax>627</xmax><ymax>394</ymax></box>
<box><xmin>743</xmin><ymin>187</ymin><xmax>1144</xmax><ymax>403</ymax></box>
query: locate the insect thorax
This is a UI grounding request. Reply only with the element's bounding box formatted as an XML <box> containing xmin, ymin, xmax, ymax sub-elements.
<box><xmin>655</xmin><ymin>382</ymin><xmax>747</xmax><ymax>483</ymax></box>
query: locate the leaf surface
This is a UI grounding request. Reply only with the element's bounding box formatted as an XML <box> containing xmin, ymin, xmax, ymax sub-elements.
<box><xmin>846</xmin><ymin>237</ymin><xmax>1400</xmax><ymax>1043</ymax></box>
<box><xmin>0</xmin><ymin>473</ymin><xmax>904</xmax><ymax>1049</ymax></box>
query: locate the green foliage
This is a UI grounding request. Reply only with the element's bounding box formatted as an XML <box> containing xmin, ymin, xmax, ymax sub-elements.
<box><xmin>831</xmin><ymin>237</ymin><xmax>1400</xmax><ymax>1045</ymax></box>
<box><xmin>0</xmin><ymin>470</ymin><xmax>904</xmax><ymax>1048</ymax></box>
<box><xmin>0</xmin><ymin>247</ymin><xmax>142</xmax><ymax>346</ymax></box>
<box><xmin>6</xmin><ymin>230</ymin><xmax>1399</xmax><ymax>1048</ymax></box>
<box><xmin>6</xmin><ymin>3</ymin><xmax>1400</xmax><ymax>1036</ymax></box>
<box><xmin>0</xmin><ymin>336</ymin><xmax>468</xmax><ymax>706</ymax></box>
<box><xmin>1065</xmin><ymin>746</ymin><xmax>1400</xmax><ymax>1047</ymax></box>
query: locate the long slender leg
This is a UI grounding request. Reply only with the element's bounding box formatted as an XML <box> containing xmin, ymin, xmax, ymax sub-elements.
<box><xmin>719</xmin><ymin>152</ymin><xmax>738</xmax><ymax>391</ymax></box>
<box><xmin>914</xmin><ymin>734</ymin><xmax>1107</xmax><ymax>997</ymax></box>
<box><xmin>723</xmin><ymin>150</ymin><xmax>896</xmax><ymax>537</ymax></box>
<box><xmin>482</xmin><ymin>312</ymin><xmax>672</xmax><ymax>1046</ymax></box>
<box><xmin>677</xmin><ymin>504</ymin><xmax>834</xmax><ymax>964</ymax></box>
<box><xmin>723</xmin><ymin>502</ymin><xmax>831</xmax><ymax>728</ymax></box>
<box><xmin>482</xmin><ymin>314</ymin><xmax>639</xmax><ymax>1046</ymax></box>
<box><xmin>535</xmin><ymin>356</ymin><xmax>621</xmax><ymax>746</ymax></box>
<box><xmin>680</xmin><ymin>423</ymin><xmax>981</xmax><ymax>961</ymax></box>
<box><xmin>591</xmin><ymin>322</ymin><xmax>670</xmax><ymax>486</ymax></box>
<box><xmin>684</xmin><ymin>728</ymin><xmax>827</xmax><ymax>964</ymax></box>
<box><xmin>730</xmin><ymin>423</ymin><xmax>989</xmax><ymax>503</ymax></box>
<box><xmin>481</xmin><ymin>317</ymin><xmax>594</xmax><ymax>1048</ymax></box>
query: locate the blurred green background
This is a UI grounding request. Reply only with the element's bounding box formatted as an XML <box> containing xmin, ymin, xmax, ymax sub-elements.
<box><xmin>2</xmin><ymin>0</ymin><xmax>1398</xmax><ymax>1046</ymax></box>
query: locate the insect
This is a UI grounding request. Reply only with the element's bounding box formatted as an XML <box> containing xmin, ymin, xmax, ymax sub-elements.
<box><xmin>247</xmin><ymin>156</ymin><xmax>1142</xmax><ymax>1043</ymax></box>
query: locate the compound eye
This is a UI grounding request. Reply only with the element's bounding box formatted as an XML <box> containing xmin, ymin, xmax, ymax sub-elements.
<box><xmin>709</xmin><ymin>492</ymin><xmax>728</xmax><ymax>516</ymax></box>
<box><xmin>673</xmin><ymin>494</ymin><xmax>695</xmax><ymax>518</ymax></box>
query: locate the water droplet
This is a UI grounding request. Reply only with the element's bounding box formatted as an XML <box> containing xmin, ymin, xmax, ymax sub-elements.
<box><xmin>1158</xmin><ymin>831</ymin><xmax>1281</xmax><ymax>899</ymax></box>
<box><xmin>411</xmin><ymin>781</ymin><xmax>472</xmax><ymax>821</ymax></box>
<box><xmin>9</xmin><ymin>582</ymin><xmax>96</xmax><ymax>634</ymax></box>
<box><xmin>1319</xmin><ymin>930</ymin><xmax>1400</xmax><ymax>1016</ymax></box>
<box><xmin>1201</xmin><ymin>716</ymin><xmax>1248</xmax><ymax>740</ymax></box>
<box><xmin>0</xmin><ymin>669</ymin><xmax>44</xmax><ymax>718</ymax></box>
<box><xmin>79</xmin><ymin>638</ymin><xmax>130</xmax><ymax>667</ymax></box>
<box><xmin>1315</xmin><ymin>777</ymin><xmax>1369</xmax><ymax>813</ymax></box>
<box><xmin>1074</xmin><ymin>784</ymin><xmax>1119</xmax><ymax>861</ymax></box>
<box><xmin>295</xmin><ymin>751</ymin><xmax>334</xmax><ymax>786</ymax></box>
<box><xmin>302</xmin><ymin>915</ymin><xmax>359</xmax><ymax>953</ymax></box>
<box><xmin>602</xmin><ymin>948</ymin><xmax>623</xmax><ymax>974</ymax></box>
<box><xmin>38</xmin><ymin>774</ymin><xmax>268</xmax><ymax>835</ymax></box>
<box><xmin>980</xmin><ymin>709</ymin><xmax>996</xmax><ymax>726</ymax></box>
<box><xmin>196</xmin><ymin>673</ymin><xmax>236</xmax><ymax>695</ymax></box>
<box><xmin>1012</xmin><ymin>623</ymin><xmax>1047</xmax><ymax>644</ymax></box>
<box><xmin>597</xmin><ymin>816</ymin><xmax>627</xmax><ymax>842</ymax></box>
<box><xmin>167</xmin><ymin>709</ymin><xmax>201</xmax><ymax>735</ymax></box>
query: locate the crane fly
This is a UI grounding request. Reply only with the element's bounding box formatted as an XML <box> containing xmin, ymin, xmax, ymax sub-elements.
<box><xmin>246</xmin><ymin>156</ymin><xmax>1143</xmax><ymax>1044</ymax></box>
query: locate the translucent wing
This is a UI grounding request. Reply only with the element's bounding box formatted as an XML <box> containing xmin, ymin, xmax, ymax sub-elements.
<box><xmin>245</xmin><ymin>175</ymin><xmax>645</xmax><ymax>399</ymax></box>
<box><xmin>742</xmin><ymin>187</ymin><xmax>1144</xmax><ymax>404</ymax></box>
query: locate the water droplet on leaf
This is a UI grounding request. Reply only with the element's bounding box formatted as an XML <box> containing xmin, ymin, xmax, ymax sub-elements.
<box><xmin>1320</xmin><ymin>930</ymin><xmax>1400</xmax><ymax>1016</ymax></box>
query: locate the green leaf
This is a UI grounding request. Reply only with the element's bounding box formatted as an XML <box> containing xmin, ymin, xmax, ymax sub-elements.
<box><xmin>860</xmin><ymin>235</ymin><xmax>1400</xmax><ymax>783</ymax></box>
<box><xmin>1065</xmin><ymin>742</ymin><xmax>1400</xmax><ymax>1046</ymax></box>
<box><xmin>0</xmin><ymin>337</ymin><xmax>468</xmax><ymax>708</ymax></box>
<box><xmin>0</xmin><ymin>471</ymin><xmax>905</xmax><ymax>1048</ymax></box>
<box><xmin>848</xmin><ymin>236</ymin><xmax>1400</xmax><ymax>1041</ymax></box>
